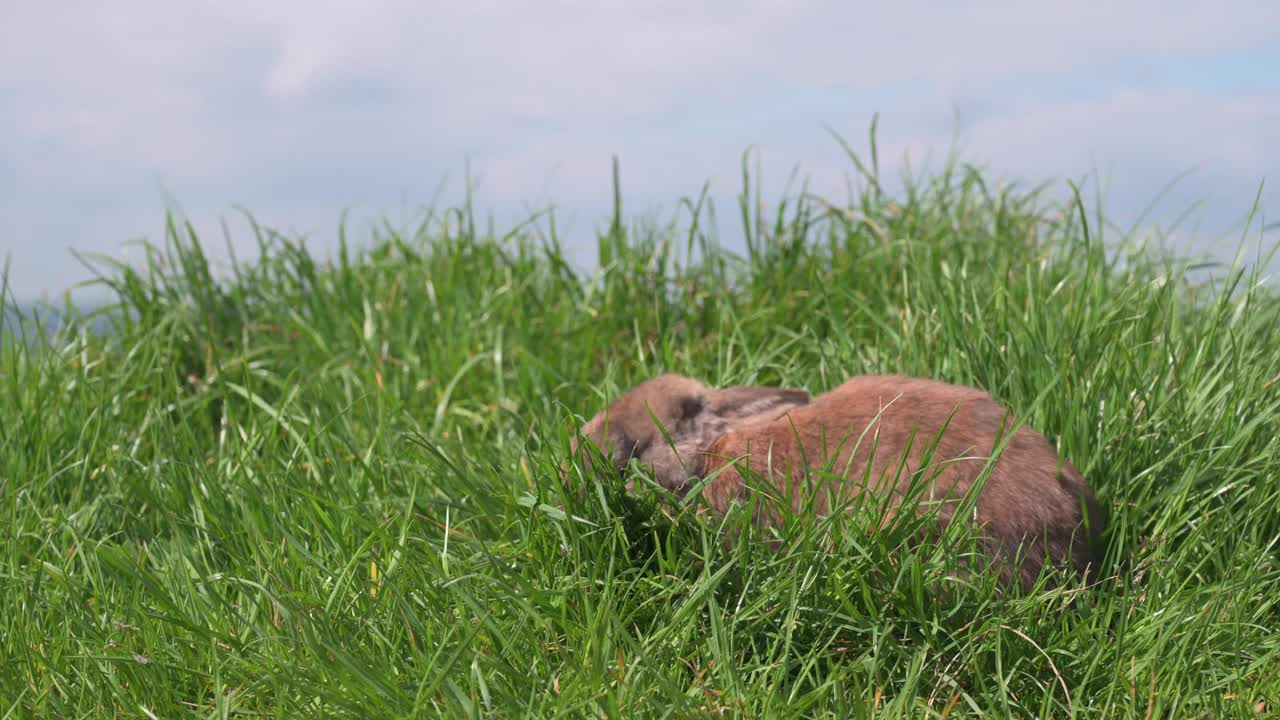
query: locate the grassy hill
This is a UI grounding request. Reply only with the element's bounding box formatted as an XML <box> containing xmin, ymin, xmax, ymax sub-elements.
<box><xmin>3</xmin><ymin>157</ymin><xmax>1279</xmax><ymax>718</ymax></box>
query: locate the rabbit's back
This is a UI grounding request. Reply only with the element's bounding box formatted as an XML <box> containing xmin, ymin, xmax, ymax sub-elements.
<box><xmin>699</xmin><ymin>375</ymin><xmax>1103</xmax><ymax>587</ymax></box>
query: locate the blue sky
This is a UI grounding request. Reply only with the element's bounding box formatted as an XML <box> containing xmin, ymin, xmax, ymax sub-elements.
<box><xmin>3</xmin><ymin>1</ymin><xmax>1278</xmax><ymax>302</ymax></box>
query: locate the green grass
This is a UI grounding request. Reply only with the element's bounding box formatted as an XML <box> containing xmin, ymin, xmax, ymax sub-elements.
<box><xmin>3</xmin><ymin>143</ymin><xmax>1279</xmax><ymax>718</ymax></box>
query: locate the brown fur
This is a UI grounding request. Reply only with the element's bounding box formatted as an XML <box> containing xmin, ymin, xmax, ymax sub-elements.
<box><xmin>569</xmin><ymin>373</ymin><xmax>811</xmax><ymax>493</ymax></box>
<box><xmin>571</xmin><ymin>373</ymin><xmax>1105</xmax><ymax>590</ymax></box>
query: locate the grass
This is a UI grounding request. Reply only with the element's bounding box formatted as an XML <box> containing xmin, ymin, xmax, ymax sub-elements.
<box><xmin>2</xmin><ymin>141</ymin><xmax>1279</xmax><ymax>718</ymax></box>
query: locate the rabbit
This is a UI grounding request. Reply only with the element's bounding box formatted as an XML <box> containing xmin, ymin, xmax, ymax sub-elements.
<box><xmin>570</xmin><ymin>372</ymin><xmax>1105</xmax><ymax>590</ymax></box>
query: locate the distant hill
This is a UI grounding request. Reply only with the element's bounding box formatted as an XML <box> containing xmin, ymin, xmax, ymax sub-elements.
<box><xmin>2</xmin><ymin>301</ymin><xmax>120</xmax><ymax>345</ymax></box>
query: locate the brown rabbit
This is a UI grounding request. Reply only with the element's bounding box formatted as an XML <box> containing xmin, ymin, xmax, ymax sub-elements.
<box><xmin>571</xmin><ymin>372</ymin><xmax>1105</xmax><ymax>589</ymax></box>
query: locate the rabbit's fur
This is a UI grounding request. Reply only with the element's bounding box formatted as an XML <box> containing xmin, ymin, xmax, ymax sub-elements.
<box><xmin>571</xmin><ymin>373</ymin><xmax>811</xmax><ymax>493</ymax></box>
<box><xmin>571</xmin><ymin>372</ymin><xmax>1105</xmax><ymax>589</ymax></box>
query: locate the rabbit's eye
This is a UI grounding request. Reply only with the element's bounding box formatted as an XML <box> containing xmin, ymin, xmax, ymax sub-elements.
<box><xmin>616</xmin><ymin>431</ymin><xmax>644</xmax><ymax>464</ymax></box>
<box><xmin>679</xmin><ymin>395</ymin><xmax>704</xmax><ymax>419</ymax></box>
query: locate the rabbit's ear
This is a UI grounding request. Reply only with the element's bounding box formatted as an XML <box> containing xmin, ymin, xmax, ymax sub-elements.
<box><xmin>631</xmin><ymin>385</ymin><xmax>808</xmax><ymax>494</ymax></box>
<box><xmin>706</xmin><ymin>385</ymin><xmax>810</xmax><ymax>421</ymax></box>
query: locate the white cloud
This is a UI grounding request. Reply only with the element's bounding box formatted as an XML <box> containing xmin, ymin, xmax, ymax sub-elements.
<box><xmin>246</xmin><ymin>1</ymin><xmax>1280</xmax><ymax>109</ymax></box>
<box><xmin>954</xmin><ymin>92</ymin><xmax>1279</xmax><ymax>176</ymax></box>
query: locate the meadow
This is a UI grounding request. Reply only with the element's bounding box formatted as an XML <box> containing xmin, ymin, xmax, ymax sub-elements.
<box><xmin>3</xmin><ymin>145</ymin><xmax>1279</xmax><ymax>718</ymax></box>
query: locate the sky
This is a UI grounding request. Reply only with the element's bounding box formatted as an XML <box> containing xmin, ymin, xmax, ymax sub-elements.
<box><xmin>3</xmin><ymin>1</ymin><xmax>1279</xmax><ymax>302</ymax></box>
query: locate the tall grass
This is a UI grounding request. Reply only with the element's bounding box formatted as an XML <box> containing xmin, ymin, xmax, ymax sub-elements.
<box><xmin>2</xmin><ymin>141</ymin><xmax>1278</xmax><ymax>718</ymax></box>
